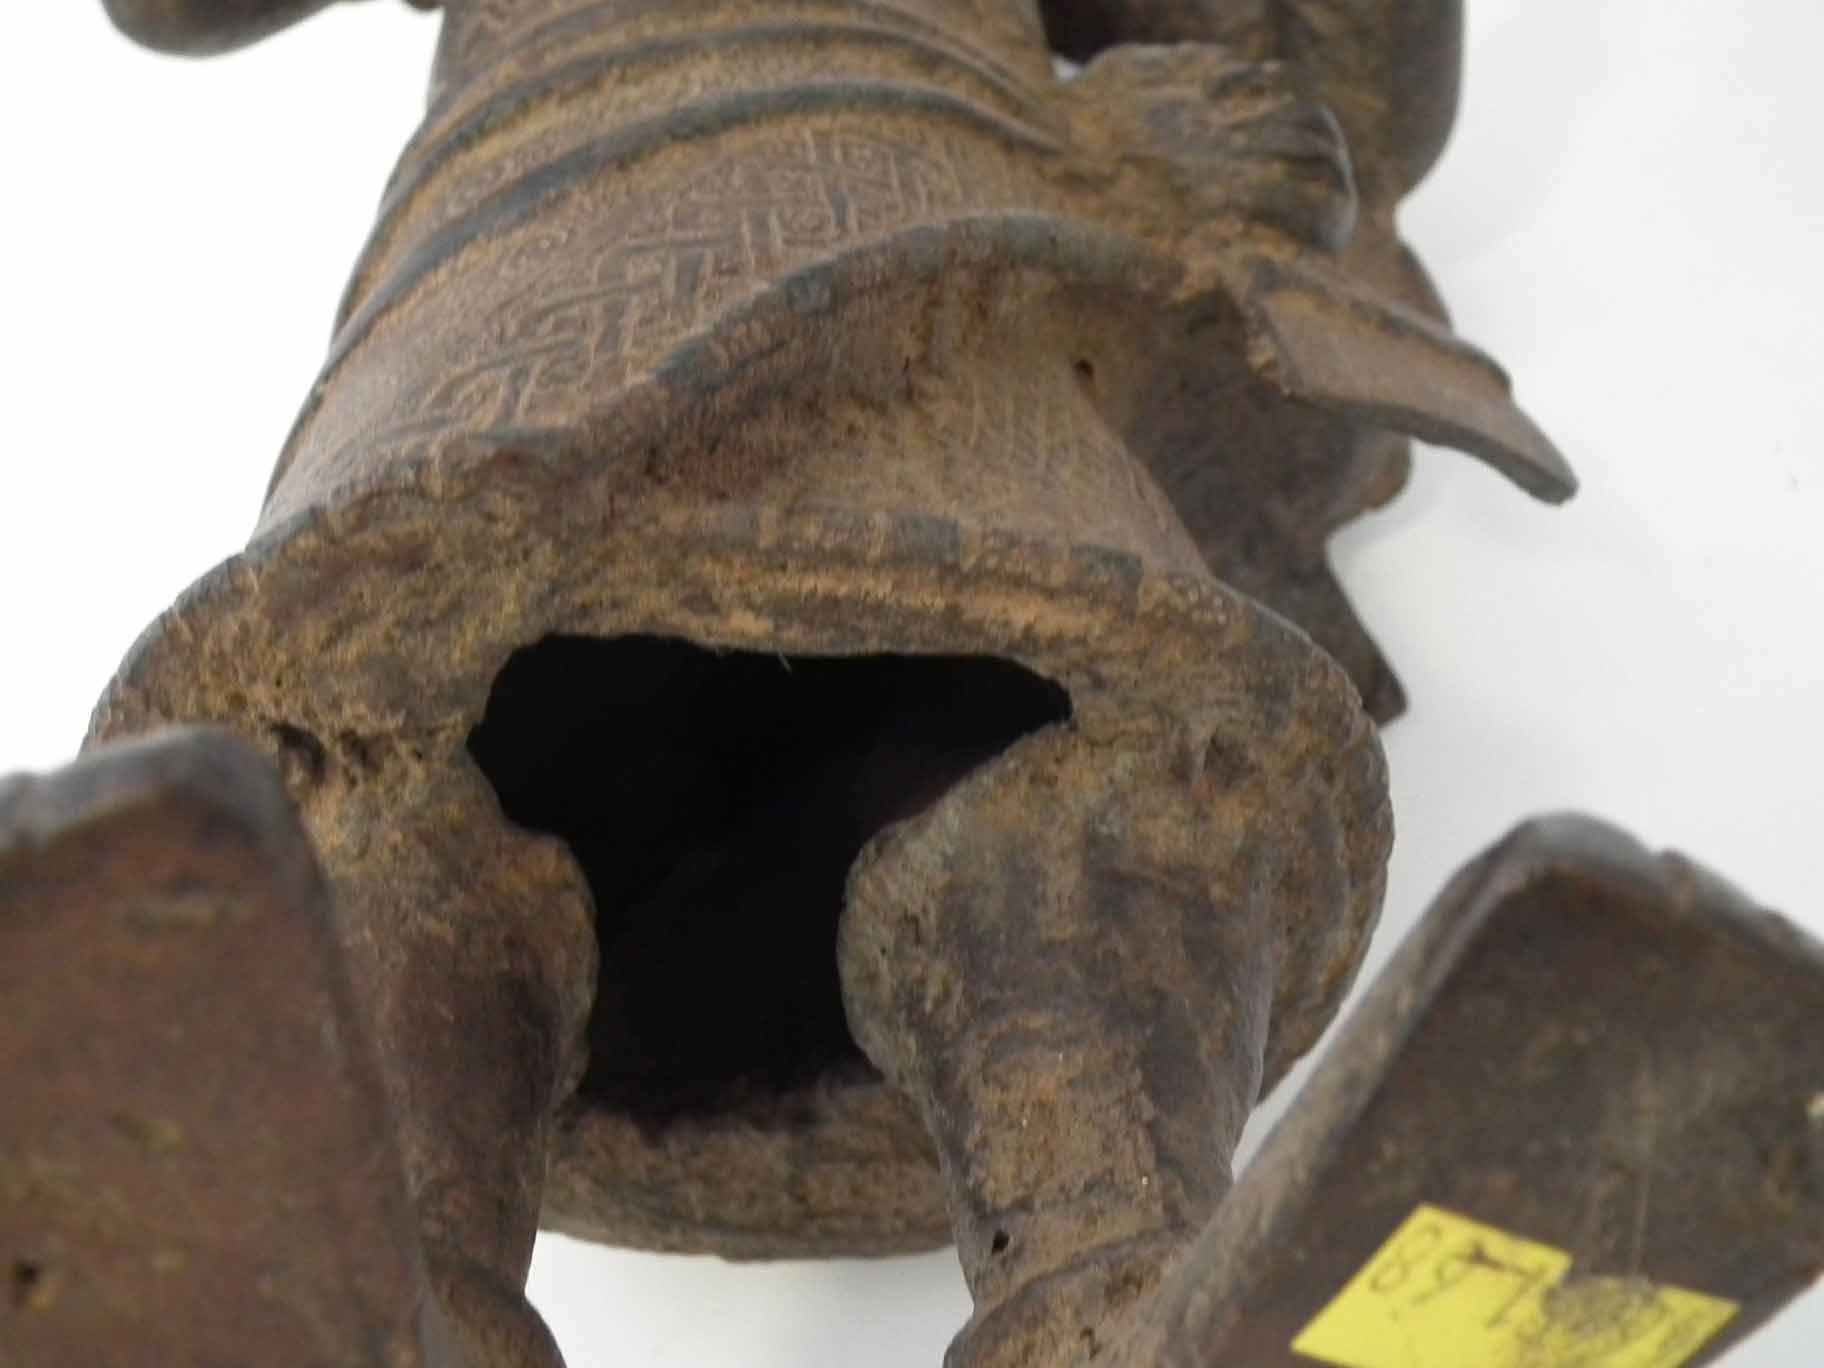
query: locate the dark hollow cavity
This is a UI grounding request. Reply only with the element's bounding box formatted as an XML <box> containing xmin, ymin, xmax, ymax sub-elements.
<box><xmin>469</xmin><ymin>635</ymin><xmax>1071</xmax><ymax>1128</ymax></box>
<box><xmin>1039</xmin><ymin>0</ymin><xmax>1215</xmax><ymax>65</ymax></box>
<box><xmin>1039</xmin><ymin>0</ymin><xmax>1125</xmax><ymax>65</ymax></box>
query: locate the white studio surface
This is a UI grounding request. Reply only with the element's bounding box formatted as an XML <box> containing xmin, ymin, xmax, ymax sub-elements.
<box><xmin>2</xmin><ymin>3</ymin><xmax>1819</xmax><ymax>1365</ymax></box>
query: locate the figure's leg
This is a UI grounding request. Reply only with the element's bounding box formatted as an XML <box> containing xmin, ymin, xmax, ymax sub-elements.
<box><xmin>838</xmin><ymin>727</ymin><xmax>1303</xmax><ymax>1367</ymax></box>
<box><xmin>312</xmin><ymin>757</ymin><xmax>598</xmax><ymax>1368</ymax></box>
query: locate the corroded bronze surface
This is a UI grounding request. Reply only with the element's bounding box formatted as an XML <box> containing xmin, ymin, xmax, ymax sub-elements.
<box><xmin>1116</xmin><ymin>815</ymin><xmax>1824</xmax><ymax>1368</ymax></box>
<box><xmin>82</xmin><ymin>2</ymin><xmax>1574</xmax><ymax>1365</ymax></box>
<box><xmin>0</xmin><ymin>730</ymin><xmax>451</xmax><ymax>1367</ymax></box>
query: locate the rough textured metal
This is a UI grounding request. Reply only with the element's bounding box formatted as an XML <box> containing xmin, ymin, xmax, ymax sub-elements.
<box><xmin>0</xmin><ymin>730</ymin><xmax>452</xmax><ymax>1368</ymax></box>
<box><xmin>1115</xmin><ymin>815</ymin><xmax>1824</xmax><ymax>1368</ymax></box>
<box><xmin>84</xmin><ymin>2</ymin><xmax>1572</xmax><ymax>1365</ymax></box>
<box><xmin>840</xmin><ymin>726</ymin><xmax>1316</xmax><ymax>1364</ymax></box>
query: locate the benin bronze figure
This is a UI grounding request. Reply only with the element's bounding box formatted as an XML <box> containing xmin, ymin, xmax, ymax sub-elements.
<box><xmin>90</xmin><ymin>0</ymin><xmax>1568</xmax><ymax>1363</ymax></box>
<box><xmin>53</xmin><ymin>3</ymin><xmax>1820</xmax><ymax>1367</ymax></box>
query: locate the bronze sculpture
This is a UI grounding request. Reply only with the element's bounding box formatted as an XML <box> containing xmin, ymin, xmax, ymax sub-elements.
<box><xmin>5</xmin><ymin>1</ymin><xmax>1819</xmax><ymax>1365</ymax></box>
<box><xmin>11</xmin><ymin>737</ymin><xmax>1822</xmax><ymax>1366</ymax></box>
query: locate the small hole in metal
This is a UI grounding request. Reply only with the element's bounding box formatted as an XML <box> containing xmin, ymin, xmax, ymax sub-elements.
<box><xmin>10</xmin><ymin>1260</ymin><xmax>43</xmax><ymax>1309</ymax></box>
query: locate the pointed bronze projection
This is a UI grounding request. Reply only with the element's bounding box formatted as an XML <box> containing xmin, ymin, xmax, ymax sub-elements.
<box><xmin>1115</xmin><ymin>815</ymin><xmax>1824</xmax><ymax>1368</ymax></box>
<box><xmin>99</xmin><ymin>0</ymin><xmax>439</xmax><ymax>55</ymax></box>
<box><xmin>0</xmin><ymin>731</ymin><xmax>454</xmax><ymax>1368</ymax></box>
<box><xmin>83</xmin><ymin>2</ymin><xmax>1575</xmax><ymax>1365</ymax></box>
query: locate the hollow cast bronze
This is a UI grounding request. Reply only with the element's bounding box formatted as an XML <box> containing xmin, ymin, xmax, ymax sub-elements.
<box><xmin>11</xmin><ymin>731</ymin><xmax>1824</xmax><ymax>1365</ymax></box>
<box><xmin>25</xmin><ymin>1</ymin><xmax>1621</xmax><ymax>1365</ymax></box>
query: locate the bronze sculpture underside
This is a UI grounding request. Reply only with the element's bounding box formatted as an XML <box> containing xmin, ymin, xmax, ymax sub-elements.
<box><xmin>5</xmin><ymin>2</ymin><xmax>1815</xmax><ymax>1366</ymax></box>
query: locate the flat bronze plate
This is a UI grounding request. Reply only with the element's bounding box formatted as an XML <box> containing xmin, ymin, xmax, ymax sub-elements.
<box><xmin>0</xmin><ymin>730</ymin><xmax>444</xmax><ymax>1367</ymax></box>
<box><xmin>1128</xmin><ymin>814</ymin><xmax>1824</xmax><ymax>1368</ymax></box>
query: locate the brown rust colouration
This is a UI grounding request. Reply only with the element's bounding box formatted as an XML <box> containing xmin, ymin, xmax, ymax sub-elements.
<box><xmin>66</xmin><ymin>1</ymin><xmax>1574</xmax><ymax>1365</ymax></box>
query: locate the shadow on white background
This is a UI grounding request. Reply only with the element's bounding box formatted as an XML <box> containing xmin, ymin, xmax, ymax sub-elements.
<box><xmin>2</xmin><ymin>2</ymin><xmax>1818</xmax><ymax>1363</ymax></box>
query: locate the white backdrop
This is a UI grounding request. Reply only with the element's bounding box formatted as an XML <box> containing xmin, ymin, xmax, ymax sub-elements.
<box><xmin>3</xmin><ymin>2</ymin><xmax>1819</xmax><ymax>1364</ymax></box>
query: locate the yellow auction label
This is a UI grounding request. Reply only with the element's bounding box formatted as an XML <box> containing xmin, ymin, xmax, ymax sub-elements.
<box><xmin>1292</xmin><ymin>1204</ymin><xmax>1737</xmax><ymax>1368</ymax></box>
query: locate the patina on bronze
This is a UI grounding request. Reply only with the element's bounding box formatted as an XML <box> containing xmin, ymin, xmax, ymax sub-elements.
<box><xmin>1112</xmin><ymin>815</ymin><xmax>1824</xmax><ymax>1368</ymax></box>
<box><xmin>0</xmin><ymin>730</ymin><xmax>449</xmax><ymax>1367</ymax></box>
<box><xmin>84</xmin><ymin>2</ymin><xmax>1572</xmax><ymax>1365</ymax></box>
<box><xmin>13</xmin><ymin>744</ymin><xmax>1819</xmax><ymax>1368</ymax></box>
